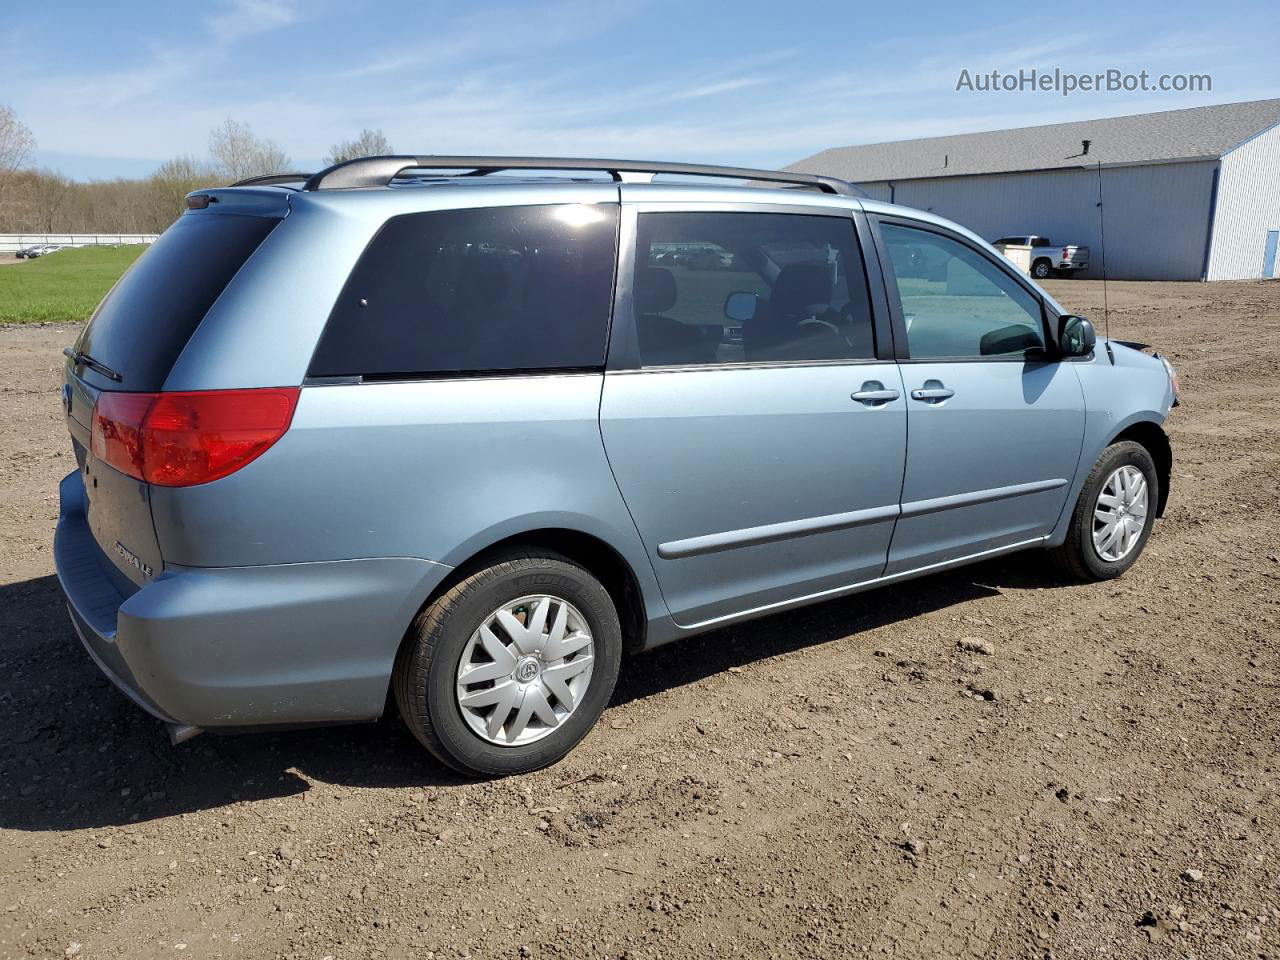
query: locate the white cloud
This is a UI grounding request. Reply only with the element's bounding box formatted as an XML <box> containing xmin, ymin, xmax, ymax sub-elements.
<box><xmin>205</xmin><ymin>0</ymin><xmax>300</xmax><ymax>43</ymax></box>
<box><xmin>672</xmin><ymin>77</ymin><xmax>765</xmax><ymax>100</ymax></box>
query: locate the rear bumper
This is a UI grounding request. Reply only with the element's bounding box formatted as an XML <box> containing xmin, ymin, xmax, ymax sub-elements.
<box><xmin>54</xmin><ymin>470</ymin><xmax>452</xmax><ymax>730</ymax></box>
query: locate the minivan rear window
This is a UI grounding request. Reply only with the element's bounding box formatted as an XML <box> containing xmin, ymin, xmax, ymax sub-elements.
<box><xmin>75</xmin><ymin>213</ymin><xmax>279</xmax><ymax>391</ymax></box>
<box><xmin>308</xmin><ymin>203</ymin><xmax>619</xmax><ymax>379</ymax></box>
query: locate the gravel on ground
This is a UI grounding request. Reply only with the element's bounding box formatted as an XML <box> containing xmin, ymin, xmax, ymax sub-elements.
<box><xmin>1</xmin><ymin>279</ymin><xmax>1278</xmax><ymax>959</ymax></box>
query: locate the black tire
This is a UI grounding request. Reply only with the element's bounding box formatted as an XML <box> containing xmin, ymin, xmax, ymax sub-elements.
<box><xmin>393</xmin><ymin>551</ymin><xmax>622</xmax><ymax>777</ymax></box>
<box><xmin>1031</xmin><ymin>258</ymin><xmax>1053</xmax><ymax>280</ymax></box>
<box><xmin>1049</xmin><ymin>440</ymin><xmax>1159</xmax><ymax>581</ymax></box>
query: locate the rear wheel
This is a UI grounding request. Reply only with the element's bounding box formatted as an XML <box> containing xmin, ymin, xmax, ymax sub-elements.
<box><xmin>1031</xmin><ymin>258</ymin><xmax>1053</xmax><ymax>280</ymax></box>
<box><xmin>1049</xmin><ymin>441</ymin><xmax>1158</xmax><ymax>581</ymax></box>
<box><xmin>393</xmin><ymin>552</ymin><xmax>621</xmax><ymax>777</ymax></box>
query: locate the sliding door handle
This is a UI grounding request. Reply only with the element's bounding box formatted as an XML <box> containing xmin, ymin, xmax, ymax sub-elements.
<box><xmin>851</xmin><ymin>388</ymin><xmax>901</xmax><ymax>404</ymax></box>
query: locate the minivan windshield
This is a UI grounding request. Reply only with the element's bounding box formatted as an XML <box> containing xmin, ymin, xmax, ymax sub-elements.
<box><xmin>74</xmin><ymin>213</ymin><xmax>279</xmax><ymax>391</ymax></box>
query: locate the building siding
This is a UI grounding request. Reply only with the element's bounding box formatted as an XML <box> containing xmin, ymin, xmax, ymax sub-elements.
<box><xmin>1205</xmin><ymin>122</ymin><xmax>1280</xmax><ymax>281</ymax></box>
<box><xmin>858</xmin><ymin>161</ymin><xmax>1217</xmax><ymax>281</ymax></box>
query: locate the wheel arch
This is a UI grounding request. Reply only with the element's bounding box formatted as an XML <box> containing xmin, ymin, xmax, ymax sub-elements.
<box><xmin>1109</xmin><ymin>419</ymin><xmax>1172</xmax><ymax>517</ymax></box>
<box><xmin>410</xmin><ymin>526</ymin><xmax>652</xmax><ymax>656</ymax></box>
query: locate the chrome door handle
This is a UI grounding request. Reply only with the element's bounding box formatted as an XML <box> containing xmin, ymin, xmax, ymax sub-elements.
<box><xmin>910</xmin><ymin>387</ymin><xmax>955</xmax><ymax>401</ymax></box>
<box><xmin>851</xmin><ymin>388</ymin><xmax>900</xmax><ymax>404</ymax></box>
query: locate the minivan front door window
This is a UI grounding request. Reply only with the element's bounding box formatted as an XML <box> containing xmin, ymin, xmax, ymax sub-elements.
<box><xmin>881</xmin><ymin>224</ymin><xmax>1046</xmax><ymax>360</ymax></box>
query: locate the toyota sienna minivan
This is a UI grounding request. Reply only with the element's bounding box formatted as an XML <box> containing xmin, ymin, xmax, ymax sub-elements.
<box><xmin>55</xmin><ymin>155</ymin><xmax>1179</xmax><ymax>776</ymax></box>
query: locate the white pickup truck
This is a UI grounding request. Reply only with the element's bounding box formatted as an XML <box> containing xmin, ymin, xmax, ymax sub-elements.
<box><xmin>993</xmin><ymin>235</ymin><xmax>1090</xmax><ymax>279</ymax></box>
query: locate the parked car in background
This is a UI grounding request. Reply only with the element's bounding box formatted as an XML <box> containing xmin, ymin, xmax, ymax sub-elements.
<box><xmin>55</xmin><ymin>156</ymin><xmax>1178</xmax><ymax>777</ymax></box>
<box><xmin>15</xmin><ymin>244</ymin><xmax>59</xmax><ymax>259</ymax></box>
<box><xmin>993</xmin><ymin>235</ymin><xmax>1090</xmax><ymax>279</ymax></box>
<box><xmin>687</xmin><ymin>246</ymin><xmax>733</xmax><ymax>270</ymax></box>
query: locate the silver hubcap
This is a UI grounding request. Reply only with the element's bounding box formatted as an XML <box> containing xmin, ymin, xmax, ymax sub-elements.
<box><xmin>455</xmin><ymin>594</ymin><xmax>595</xmax><ymax>747</ymax></box>
<box><xmin>1092</xmin><ymin>465</ymin><xmax>1149</xmax><ymax>562</ymax></box>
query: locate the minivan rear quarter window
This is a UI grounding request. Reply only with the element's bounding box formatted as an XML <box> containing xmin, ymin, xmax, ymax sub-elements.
<box><xmin>310</xmin><ymin>203</ymin><xmax>620</xmax><ymax>379</ymax></box>
<box><xmin>75</xmin><ymin>213</ymin><xmax>280</xmax><ymax>391</ymax></box>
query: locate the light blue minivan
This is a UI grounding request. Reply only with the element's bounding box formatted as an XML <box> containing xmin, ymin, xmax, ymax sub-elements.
<box><xmin>55</xmin><ymin>156</ymin><xmax>1179</xmax><ymax>776</ymax></box>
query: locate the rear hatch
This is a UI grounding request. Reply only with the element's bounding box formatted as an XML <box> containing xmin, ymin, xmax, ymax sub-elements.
<box><xmin>65</xmin><ymin>195</ymin><xmax>287</xmax><ymax>588</ymax></box>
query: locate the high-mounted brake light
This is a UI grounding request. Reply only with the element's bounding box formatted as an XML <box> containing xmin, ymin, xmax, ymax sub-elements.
<box><xmin>90</xmin><ymin>388</ymin><xmax>299</xmax><ymax>486</ymax></box>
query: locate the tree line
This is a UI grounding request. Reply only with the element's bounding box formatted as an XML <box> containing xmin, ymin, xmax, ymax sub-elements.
<box><xmin>0</xmin><ymin>105</ymin><xmax>392</xmax><ymax>235</ymax></box>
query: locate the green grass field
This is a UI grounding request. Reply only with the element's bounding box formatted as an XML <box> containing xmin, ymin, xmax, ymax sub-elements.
<box><xmin>0</xmin><ymin>245</ymin><xmax>146</xmax><ymax>324</ymax></box>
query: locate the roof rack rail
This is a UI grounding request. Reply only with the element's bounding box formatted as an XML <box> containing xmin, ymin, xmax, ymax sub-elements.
<box><xmin>231</xmin><ymin>173</ymin><xmax>315</xmax><ymax>187</ymax></box>
<box><xmin>300</xmin><ymin>155</ymin><xmax>863</xmax><ymax>197</ymax></box>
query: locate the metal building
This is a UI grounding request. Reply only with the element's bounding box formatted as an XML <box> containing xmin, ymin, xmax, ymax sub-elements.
<box><xmin>789</xmin><ymin>99</ymin><xmax>1280</xmax><ymax>281</ymax></box>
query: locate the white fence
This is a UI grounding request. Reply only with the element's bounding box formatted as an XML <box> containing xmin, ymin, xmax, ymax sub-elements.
<box><xmin>1</xmin><ymin>233</ymin><xmax>158</xmax><ymax>254</ymax></box>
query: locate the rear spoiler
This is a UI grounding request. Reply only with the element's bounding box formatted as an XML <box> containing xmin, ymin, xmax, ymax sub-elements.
<box><xmin>183</xmin><ymin>189</ymin><xmax>292</xmax><ymax>218</ymax></box>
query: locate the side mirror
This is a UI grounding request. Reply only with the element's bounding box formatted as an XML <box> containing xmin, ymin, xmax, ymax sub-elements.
<box><xmin>724</xmin><ymin>291</ymin><xmax>758</xmax><ymax>323</ymax></box>
<box><xmin>1057</xmin><ymin>315</ymin><xmax>1096</xmax><ymax>357</ymax></box>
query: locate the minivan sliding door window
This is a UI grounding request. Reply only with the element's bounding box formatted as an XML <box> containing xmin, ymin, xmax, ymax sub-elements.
<box><xmin>631</xmin><ymin>212</ymin><xmax>875</xmax><ymax>367</ymax></box>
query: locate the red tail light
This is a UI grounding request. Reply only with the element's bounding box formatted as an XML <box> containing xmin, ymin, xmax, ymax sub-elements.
<box><xmin>1062</xmin><ymin>247</ymin><xmax>1072</xmax><ymax>260</ymax></box>
<box><xmin>90</xmin><ymin>388</ymin><xmax>299</xmax><ymax>487</ymax></box>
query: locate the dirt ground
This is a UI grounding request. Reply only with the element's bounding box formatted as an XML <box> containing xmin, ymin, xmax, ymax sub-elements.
<box><xmin>2</xmin><ymin>279</ymin><xmax>1279</xmax><ymax>960</ymax></box>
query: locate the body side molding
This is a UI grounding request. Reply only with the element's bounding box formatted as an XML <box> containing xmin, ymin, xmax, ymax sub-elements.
<box><xmin>656</xmin><ymin>478</ymin><xmax>1066</xmax><ymax>561</ymax></box>
<box><xmin>657</xmin><ymin>504</ymin><xmax>900</xmax><ymax>559</ymax></box>
<box><xmin>898</xmin><ymin>478</ymin><xmax>1067</xmax><ymax>518</ymax></box>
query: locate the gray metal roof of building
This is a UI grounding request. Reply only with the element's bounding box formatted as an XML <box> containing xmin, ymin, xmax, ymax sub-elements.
<box><xmin>788</xmin><ymin>98</ymin><xmax>1280</xmax><ymax>183</ymax></box>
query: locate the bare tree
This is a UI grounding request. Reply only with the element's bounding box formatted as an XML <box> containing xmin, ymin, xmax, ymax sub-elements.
<box><xmin>0</xmin><ymin>104</ymin><xmax>34</xmax><ymax>177</ymax></box>
<box><xmin>208</xmin><ymin>118</ymin><xmax>290</xmax><ymax>183</ymax></box>
<box><xmin>0</xmin><ymin>104</ymin><xmax>36</xmax><ymax>215</ymax></box>
<box><xmin>324</xmin><ymin>128</ymin><xmax>394</xmax><ymax>166</ymax></box>
<box><xmin>26</xmin><ymin>169</ymin><xmax>71</xmax><ymax>231</ymax></box>
<box><xmin>149</xmin><ymin>155</ymin><xmax>218</xmax><ymax>227</ymax></box>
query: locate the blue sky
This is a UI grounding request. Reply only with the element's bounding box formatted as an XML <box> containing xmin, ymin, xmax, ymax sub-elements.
<box><xmin>4</xmin><ymin>0</ymin><xmax>1277</xmax><ymax>181</ymax></box>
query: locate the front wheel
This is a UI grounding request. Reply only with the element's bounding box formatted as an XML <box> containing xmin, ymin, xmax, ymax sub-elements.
<box><xmin>393</xmin><ymin>551</ymin><xmax>622</xmax><ymax>777</ymax></box>
<box><xmin>1049</xmin><ymin>441</ymin><xmax>1158</xmax><ymax>581</ymax></box>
